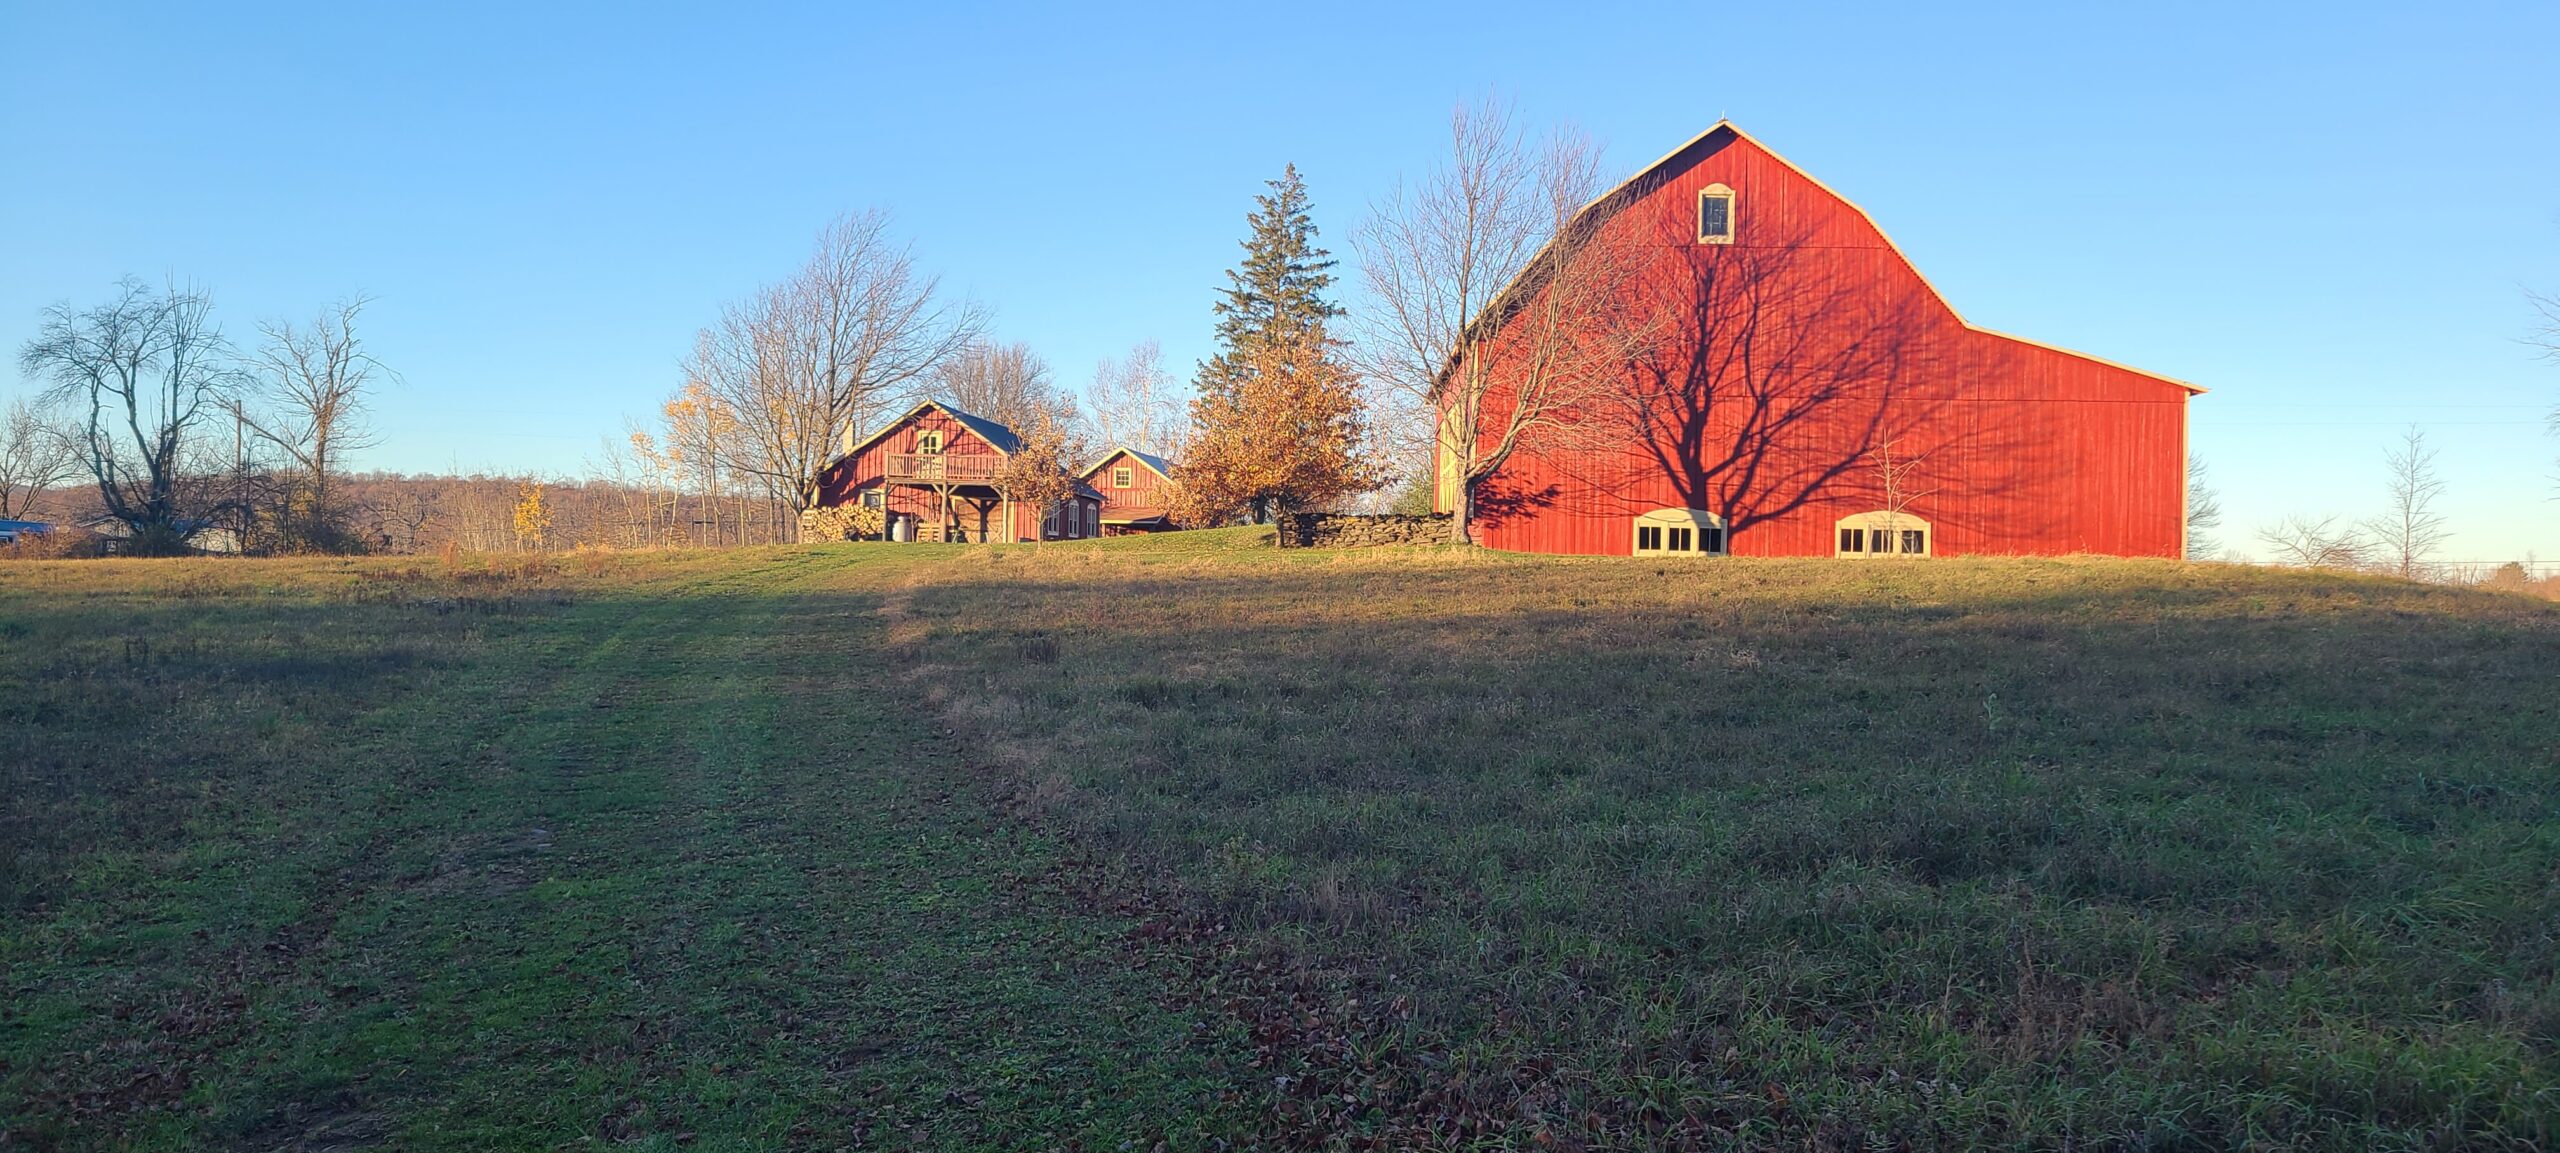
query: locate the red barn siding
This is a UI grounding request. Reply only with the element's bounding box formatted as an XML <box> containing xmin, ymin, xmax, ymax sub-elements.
<box><xmin>1447</xmin><ymin>124</ymin><xmax>2194</xmax><ymax>560</ymax></box>
<box><xmin>1084</xmin><ymin>448</ymin><xmax>1178</xmax><ymax>531</ymax></box>
<box><xmin>815</xmin><ymin>405</ymin><xmax>1098</xmax><ymax>542</ymax></box>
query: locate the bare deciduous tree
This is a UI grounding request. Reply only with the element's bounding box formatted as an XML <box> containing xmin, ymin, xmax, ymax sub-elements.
<box><xmin>19</xmin><ymin>279</ymin><xmax>246</xmax><ymax>551</ymax></box>
<box><xmin>2186</xmin><ymin>455</ymin><xmax>2224</xmax><ymax>559</ymax></box>
<box><xmin>233</xmin><ymin>296</ymin><xmax>389</xmax><ymax>550</ymax></box>
<box><xmin>0</xmin><ymin>398</ymin><xmax>79</xmax><ymax>520</ymax></box>
<box><xmin>933</xmin><ymin>341</ymin><xmax>1069</xmax><ymax>425</ymax></box>
<box><xmin>2363</xmin><ymin>427</ymin><xmax>2448</xmax><ymax>579</ymax></box>
<box><xmin>1086</xmin><ymin>341</ymin><xmax>1182</xmax><ymax>456</ymax></box>
<box><xmin>1355</xmin><ymin>100</ymin><xmax>1653</xmax><ymax>544</ymax></box>
<box><xmin>2536</xmin><ymin>289</ymin><xmax>2559</xmax><ymax>494</ymax></box>
<box><xmin>2257</xmin><ymin>513</ymin><xmax>2369</xmax><ymax>570</ymax></box>
<box><xmin>686</xmin><ymin>212</ymin><xmax>983</xmax><ymax>525</ymax></box>
<box><xmin>1870</xmin><ymin>436</ymin><xmax>1933</xmax><ymax>546</ymax></box>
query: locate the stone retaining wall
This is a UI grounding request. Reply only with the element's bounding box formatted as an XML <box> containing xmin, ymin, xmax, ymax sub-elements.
<box><xmin>1276</xmin><ymin>512</ymin><xmax>1453</xmax><ymax>549</ymax></box>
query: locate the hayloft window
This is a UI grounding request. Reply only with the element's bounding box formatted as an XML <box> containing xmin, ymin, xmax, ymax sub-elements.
<box><xmin>916</xmin><ymin>430</ymin><xmax>943</xmax><ymax>454</ymax></box>
<box><xmin>1697</xmin><ymin>184</ymin><xmax>1736</xmax><ymax>245</ymax></box>
<box><xmin>1632</xmin><ymin>509</ymin><xmax>1727</xmax><ymax>557</ymax></box>
<box><xmin>1112</xmin><ymin>466</ymin><xmax>1134</xmax><ymax>489</ymax></box>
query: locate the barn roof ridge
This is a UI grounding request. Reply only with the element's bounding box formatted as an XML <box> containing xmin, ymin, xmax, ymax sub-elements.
<box><xmin>1078</xmin><ymin>445</ymin><xmax>1177</xmax><ymax>482</ymax></box>
<box><xmin>1469</xmin><ymin>120</ymin><xmax>2203</xmax><ymax>395</ymax></box>
<box><xmin>835</xmin><ymin>398</ymin><xmax>1026</xmax><ymax>465</ymax></box>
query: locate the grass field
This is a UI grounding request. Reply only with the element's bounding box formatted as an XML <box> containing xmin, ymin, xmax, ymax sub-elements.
<box><xmin>4</xmin><ymin>532</ymin><xmax>2557</xmax><ymax>1150</ymax></box>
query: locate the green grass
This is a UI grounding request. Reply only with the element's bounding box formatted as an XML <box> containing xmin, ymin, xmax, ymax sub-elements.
<box><xmin>6</xmin><ymin>536</ymin><xmax>2559</xmax><ymax>1149</ymax></box>
<box><xmin>0</xmin><ymin>549</ymin><xmax>1247</xmax><ymax>1150</ymax></box>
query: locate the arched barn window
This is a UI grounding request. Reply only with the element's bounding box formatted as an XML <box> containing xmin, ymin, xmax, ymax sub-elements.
<box><xmin>1632</xmin><ymin>508</ymin><xmax>1727</xmax><ymax>556</ymax></box>
<box><xmin>1697</xmin><ymin>183</ymin><xmax>1737</xmax><ymax>245</ymax></box>
<box><xmin>1835</xmin><ymin>511</ymin><xmax>1932</xmax><ymax>558</ymax></box>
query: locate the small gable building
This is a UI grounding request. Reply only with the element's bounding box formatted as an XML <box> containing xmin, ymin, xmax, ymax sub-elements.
<box><xmin>814</xmin><ymin>401</ymin><xmax>1102</xmax><ymax>543</ymax></box>
<box><xmin>1077</xmin><ymin>446</ymin><xmax>1181</xmax><ymax>534</ymax></box>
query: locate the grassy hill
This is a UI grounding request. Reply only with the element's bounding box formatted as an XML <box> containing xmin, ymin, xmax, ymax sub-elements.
<box><xmin>4</xmin><ymin>533</ymin><xmax>2556</xmax><ymax>1149</ymax></box>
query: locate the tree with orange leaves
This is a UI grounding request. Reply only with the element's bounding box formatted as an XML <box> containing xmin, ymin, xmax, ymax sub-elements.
<box><xmin>1173</xmin><ymin>327</ymin><xmax>1381</xmax><ymax>525</ymax></box>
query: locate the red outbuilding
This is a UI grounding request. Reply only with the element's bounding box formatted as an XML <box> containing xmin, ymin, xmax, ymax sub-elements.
<box><xmin>814</xmin><ymin>400</ymin><xmax>1102</xmax><ymax>543</ymax></box>
<box><xmin>1437</xmin><ymin>122</ymin><xmax>2201</xmax><ymax>559</ymax></box>
<box><xmin>1077</xmin><ymin>446</ymin><xmax>1182</xmax><ymax>534</ymax></box>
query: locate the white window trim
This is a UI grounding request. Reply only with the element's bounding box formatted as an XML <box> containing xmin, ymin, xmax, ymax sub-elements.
<box><xmin>1697</xmin><ymin>183</ymin><xmax>1737</xmax><ymax>245</ymax></box>
<box><xmin>1631</xmin><ymin>507</ymin><xmax>1728</xmax><ymax>557</ymax></box>
<box><xmin>1112</xmin><ymin>466</ymin><xmax>1134</xmax><ymax>489</ymax></box>
<box><xmin>1834</xmin><ymin>510</ymin><xmax>1933</xmax><ymax>558</ymax></box>
<box><xmin>916</xmin><ymin>430</ymin><xmax>943</xmax><ymax>454</ymax></box>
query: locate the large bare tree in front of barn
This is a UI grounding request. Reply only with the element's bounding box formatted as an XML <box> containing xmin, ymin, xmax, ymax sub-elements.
<box><xmin>232</xmin><ymin>296</ymin><xmax>391</xmax><ymax>551</ymax></box>
<box><xmin>19</xmin><ymin>279</ymin><xmax>246</xmax><ymax>553</ymax></box>
<box><xmin>0</xmin><ymin>398</ymin><xmax>80</xmax><ymax>520</ymax></box>
<box><xmin>685</xmin><ymin>212</ymin><xmax>982</xmax><ymax>532</ymax></box>
<box><xmin>1356</xmin><ymin>101</ymin><xmax>1653</xmax><ymax>545</ymax></box>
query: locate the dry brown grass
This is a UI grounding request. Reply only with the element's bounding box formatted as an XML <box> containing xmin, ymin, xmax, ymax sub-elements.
<box><xmin>892</xmin><ymin>531</ymin><xmax>2560</xmax><ymax>1149</ymax></box>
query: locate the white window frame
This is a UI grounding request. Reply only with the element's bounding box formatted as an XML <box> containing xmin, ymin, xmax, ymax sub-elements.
<box><xmin>1834</xmin><ymin>510</ymin><xmax>1933</xmax><ymax>558</ymax></box>
<box><xmin>916</xmin><ymin>430</ymin><xmax>943</xmax><ymax>454</ymax></box>
<box><xmin>1112</xmin><ymin>466</ymin><xmax>1134</xmax><ymax>489</ymax></box>
<box><xmin>1697</xmin><ymin>183</ymin><xmax>1737</xmax><ymax>245</ymax></box>
<box><xmin>1631</xmin><ymin>508</ymin><xmax>1728</xmax><ymax>557</ymax></box>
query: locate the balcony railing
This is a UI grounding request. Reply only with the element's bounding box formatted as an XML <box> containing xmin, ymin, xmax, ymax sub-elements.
<box><xmin>885</xmin><ymin>452</ymin><xmax>1001</xmax><ymax>484</ymax></box>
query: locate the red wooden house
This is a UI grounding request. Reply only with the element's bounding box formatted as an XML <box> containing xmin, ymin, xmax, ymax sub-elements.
<box><xmin>1437</xmin><ymin>122</ymin><xmax>2201</xmax><ymax>559</ymax></box>
<box><xmin>1077</xmin><ymin>446</ymin><xmax>1181</xmax><ymax>534</ymax></box>
<box><xmin>814</xmin><ymin>401</ymin><xmax>1103</xmax><ymax>543</ymax></box>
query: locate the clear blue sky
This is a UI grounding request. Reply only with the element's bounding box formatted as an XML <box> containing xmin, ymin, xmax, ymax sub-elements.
<box><xmin>5</xmin><ymin>1</ymin><xmax>2555</xmax><ymax>562</ymax></box>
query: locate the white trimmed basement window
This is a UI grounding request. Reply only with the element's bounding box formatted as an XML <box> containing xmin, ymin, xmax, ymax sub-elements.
<box><xmin>1835</xmin><ymin>511</ymin><xmax>1932</xmax><ymax>558</ymax></box>
<box><xmin>1632</xmin><ymin>508</ymin><xmax>1728</xmax><ymax>557</ymax></box>
<box><xmin>1697</xmin><ymin>183</ymin><xmax>1737</xmax><ymax>245</ymax></box>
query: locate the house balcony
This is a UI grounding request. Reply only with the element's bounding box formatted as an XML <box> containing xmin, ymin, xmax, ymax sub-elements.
<box><xmin>884</xmin><ymin>452</ymin><xmax>1002</xmax><ymax>485</ymax></box>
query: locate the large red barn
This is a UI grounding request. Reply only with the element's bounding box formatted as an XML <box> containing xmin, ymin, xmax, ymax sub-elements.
<box><xmin>1437</xmin><ymin>122</ymin><xmax>2200</xmax><ymax>559</ymax></box>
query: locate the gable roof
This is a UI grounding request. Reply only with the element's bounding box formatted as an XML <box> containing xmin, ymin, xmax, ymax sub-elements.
<box><xmin>1461</xmin><ymin>121</ymin><xmax>2203</xmax><ymax>395</ymax></box>
<box><xmin>1078</xmin><ymin>445</ymin><xmax>1177</xmax><ymax>483</ymax></box>
<box><xmin>838</xmin><ymin>399</ymin><xmax>1024</xmax><ymax>463</ymax></box>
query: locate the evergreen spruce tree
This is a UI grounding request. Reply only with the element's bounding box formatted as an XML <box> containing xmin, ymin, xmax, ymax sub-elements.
<box><xmin>1197</xmin><ymin>165</ymin><xmax>1342</xmax><ymax>402</ymax></box>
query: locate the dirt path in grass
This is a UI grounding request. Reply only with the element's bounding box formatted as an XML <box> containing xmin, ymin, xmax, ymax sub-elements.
<box><xmin>0</xmin><ymin>551</ymin><xmax>1251</xmax><ymax>1150</ymax></box>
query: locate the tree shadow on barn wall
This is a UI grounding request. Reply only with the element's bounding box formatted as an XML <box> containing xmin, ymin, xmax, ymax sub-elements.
<box><xmin>1473</xmin><ymin>206</ymin><xmax>2055</xmax><ymax>553</ymax></box>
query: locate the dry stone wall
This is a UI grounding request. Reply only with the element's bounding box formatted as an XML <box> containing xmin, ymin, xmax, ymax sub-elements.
<box><xmin>1277</xmin><ymin>513</ymin><xmax>1453</xmax><ymax>549</ymax></box>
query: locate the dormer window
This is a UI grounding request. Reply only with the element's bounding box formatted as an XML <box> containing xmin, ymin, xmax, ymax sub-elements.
<box><xmin>916</xmin><ymin>430</ymin><xmax>943</xmax><ymax>454</ymax></box>
<box><xmin>1697</xmin><ymin>184</ymin><xmax>1736</xmax><ymax>245</ymax></box>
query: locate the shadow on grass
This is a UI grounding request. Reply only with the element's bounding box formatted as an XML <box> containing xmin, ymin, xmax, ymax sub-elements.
<box><xmin>899</xmin><ymin>553</ymin><xmax>2560</xmax><ymax>1149</ymax></box>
